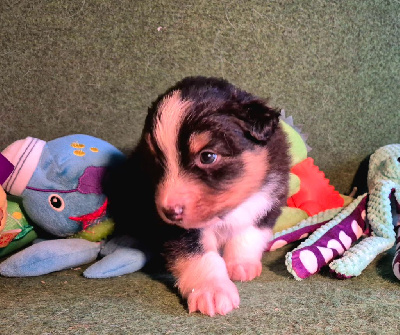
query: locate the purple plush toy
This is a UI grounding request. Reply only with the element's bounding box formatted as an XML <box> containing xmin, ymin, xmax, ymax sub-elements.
<box><xmin>267</xmin><ymin>144</ymin><xmax>400</xmax><ymax>281</ymax></box>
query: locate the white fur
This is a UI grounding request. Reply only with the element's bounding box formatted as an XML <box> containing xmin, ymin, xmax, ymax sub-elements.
<box><xmin>199</xmin><ymin>179</ymin><xmax>278</xmax><ymax>283</ymax></box>
<box><xmin>173</xmin><ymin>251</ymin><xmax>240</xmax><ymax>317</ymax></box>
<box><xmin>153</xmin><ymin>91</ymin><xmax>191</xmax><ymax>189</ymax></box>
<box><xmin>201</xmin><ymin>178</ymin><xmax>280</xmax><ymax>252</ymax></box>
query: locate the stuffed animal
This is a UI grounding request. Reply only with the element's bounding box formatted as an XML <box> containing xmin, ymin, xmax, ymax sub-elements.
<box><xmin>0</xmin><ymin>134</ymin><xmax>147</xmax><ymax>278</ymax></box>
<box><xmin>273</xmin><ymin>111</ymin><xmax>349</xmax><ymax>234</ymax></box>
<box><xmin>0</xmin><ymin>153</ymin><xmax>36</xmax><ymax>257</ymax></box>
<box><xmin>0</xmin><ymin>196</ymin><xmax>38</xmax><ymax>258</ymax></box>
<box><xmin>0</xmin><ymin>157</ymin><xmax>11</xmax><ymax>236</ymax></box>
<box><xmin>268</xmin><ymin>144</ymin><xmax>400</xmax><ymax>280</ymax></box>
<box><xmin>0</xmin><ymin>116</ymin><xmax>348</xmax><ymax>278</ymax></box>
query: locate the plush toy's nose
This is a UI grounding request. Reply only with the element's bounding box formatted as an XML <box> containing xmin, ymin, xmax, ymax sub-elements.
<box><xmin>162</xmin><ymin>205</ymin><xmax>184</xmax><ymax>222</ymax></box>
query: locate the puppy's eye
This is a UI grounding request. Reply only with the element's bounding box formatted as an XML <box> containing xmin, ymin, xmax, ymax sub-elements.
<box><xmin>199</xmin><ymin>151</ymin><xmax>218</xmax><ymax>165</ymax></box>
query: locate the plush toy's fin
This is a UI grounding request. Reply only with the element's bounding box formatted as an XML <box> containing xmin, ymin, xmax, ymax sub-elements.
<box><xmin>98</xmin><ymin>234</ymin><xmax>140</xmax><ymax>257</ymax></box>
<box><xmin>287</xmin><ymin>158</ymin><xmax>344</xmax><ymax>216</ymax></box>
<box><xmin>285</xmin><ymin>194</ymin><xmax>368</xmax><ymax>280</ymax></box>
<box><xmin>0</xmin><ymin>239</ymin><xmax>100</xmax><ymax>277</ymax></box>
<box><xmin>280</xmin><ymin>110</ymin><xmax>311</xmax><ymax>153</ymax></box>
<box><xmin>83</xmin><ymin>247</ymin><xmax>147</xmax><ymax>278</ymax></box>
<box><xmin>83</xmin><ymin>235</ymin><xmax>148</xmax><ymax>278</ymax></box>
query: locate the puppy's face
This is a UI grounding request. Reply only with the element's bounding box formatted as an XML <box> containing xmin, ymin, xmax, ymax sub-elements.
<box><xmin>143</xmin><ymin>77</ymin><xmax>280</xmax><ymax>229</ymax></box>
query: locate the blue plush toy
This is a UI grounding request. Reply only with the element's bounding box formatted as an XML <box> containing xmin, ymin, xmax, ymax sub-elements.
<box><xmin>0</xmin><ymin>134</ymin><xmax>147</xmax><ymax>278</ymax></box>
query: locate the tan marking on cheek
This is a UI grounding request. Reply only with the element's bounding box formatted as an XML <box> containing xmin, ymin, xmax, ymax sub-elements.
<box><xmin>156</xmin><ymin>148</ymin><xmax>269</xmax><ymax>227</ymax></box>
<box><xmin>153</xmin><ymin>91</ymin><xmax>192</xmax><ymax>182</ymax></box>
<box><xmin>216</xmin><ymin>149</ymin><xmax>269</xmax><ymax>206</ymax></box>
<box><xmin>188</xmin><ymin>149</ymin><xmax>269</xmax><ymax>222</ymax></box>
<box><xmin>189</xmin><ymin>132</ymin><xmax>212</xmax><ymax>155</ymax></box>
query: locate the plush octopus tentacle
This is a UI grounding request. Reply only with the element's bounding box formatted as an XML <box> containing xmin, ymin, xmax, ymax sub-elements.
<box><xmin>331</xmin><ymin>144</ymin><xmax>400</xmax><ymax>278</ymax></box>
<box><xmin>391</xmin><ymin>188</ymin><xmax>400</xmax><ymax>279</ymax></box>
<box><xmin>266</xmin><ymin>207</ymin><xmax>344</xmax><ymax>252</ymax></box>
<box><xmin>392</xmin><ymin>223</ymin><xmax>400</xmax><ymax>279</ymax></box>
<box><xmin>285</xmin><ymin>194</ymin><xmax>369</xmax><ymax>280</ymax></box>
<box><xmin>283</xmin><ymin>144</ymin><xmax>400</xmax><ymax>280</ymax></box>
<box><xmin>329</xmin><ymin>181</ymin><xmax>398</xmax><ymax>278</ymax></box>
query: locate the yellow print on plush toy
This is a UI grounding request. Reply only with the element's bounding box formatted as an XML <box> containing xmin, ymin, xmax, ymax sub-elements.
<box><xmin>73</xmin><ymin>149</ymin><xmax>86</xmax><ymax>157</ymax></box>
<box><xmin>71</xmin><ymin>142</ymin><xmax>85</xmax><ymax>149</ymax></box>
<box><xmin>71</xmin><ymin>141</ymin><xmax>100</xmax><ymax>156</ymax></box>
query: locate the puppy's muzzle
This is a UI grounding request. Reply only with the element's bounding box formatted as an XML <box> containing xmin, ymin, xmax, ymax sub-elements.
<box><xmin>162</xmin><ymin>205</ymin><xmax>184</xmax><ymax>222</ymax></box>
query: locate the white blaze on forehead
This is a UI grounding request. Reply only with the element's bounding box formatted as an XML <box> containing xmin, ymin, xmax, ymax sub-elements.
<box><xmin>153</xmin><ymin>90</ymin><xmax>192</xmax><ymax>179</ymax></box>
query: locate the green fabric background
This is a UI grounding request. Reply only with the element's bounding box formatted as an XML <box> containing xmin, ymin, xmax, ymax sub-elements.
<box><xmin>1</xmin><ymin>1</ymin><xmax>399</xmax><ymax>333</ymax></box>
<box><xmin>1</xmin><ymin>0</ymin><xmax>399</xmax><ymax>193</ymax></box>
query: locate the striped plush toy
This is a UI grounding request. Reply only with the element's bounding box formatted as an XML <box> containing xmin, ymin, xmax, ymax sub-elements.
<box><xmin>268</xmin><ymin>144</ymin><xmax>400</xmax><ymax>280</ymax></box>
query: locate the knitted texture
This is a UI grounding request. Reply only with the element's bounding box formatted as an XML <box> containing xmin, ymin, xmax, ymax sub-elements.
<box><xmin>267</xmin><ymin>207</ymin><xmax>343</xmax><ymax>252</ymax></box>
<box><xmin>285</xmin><ymin>194</ymin><xmax>368</xmax><ymax>280</ymax></box>
<box><xmin>393</xmin><ymin>214</ymin><xmax>400</xmax><ymax>279</ymax></box>
<box><xmin>331</xmin><ymin>145</ymin><xmax>400</xmax><ymax>278</ymax></box>
<box><xmin>284</xmin><ymin>144</ymin><xmax>400</xmax><ymax>280</ymax></box>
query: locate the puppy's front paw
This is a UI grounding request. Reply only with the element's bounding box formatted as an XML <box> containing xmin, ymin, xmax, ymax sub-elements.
<box><xmin>226</xmin><ymin>260</ymin><xmax>262</xmax><ymax>282</ymax></box>
<box><xmin>187</xmin><ymin>279</ymin><xmax>240</xmax><ymax>317</ymax></box>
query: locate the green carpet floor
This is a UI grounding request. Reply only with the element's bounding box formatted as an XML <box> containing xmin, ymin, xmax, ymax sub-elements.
<box><xmin>1</xmin><ymin>245</ymin><xmax>399</xmax><ymax>335</ymax></box>
<box><xmin>1</xmin><ymin>0</ymin><xmax>399</xmax><ymax>193</ymax></box>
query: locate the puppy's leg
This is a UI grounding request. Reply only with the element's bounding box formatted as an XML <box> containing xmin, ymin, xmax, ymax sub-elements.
<box><xmin>224</xmin><ymin>226</ymin><xmax>272</xmax><ymax>282</ymax></box>
<box><xmin>170</xmin><ymin>251</ymin><xmax>240</xmax><ymax>317</ymax></box>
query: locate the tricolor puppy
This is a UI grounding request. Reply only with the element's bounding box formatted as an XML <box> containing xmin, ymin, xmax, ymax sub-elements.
<box><xmin>122</xmin><ymin>76</ymin><xmax>290</xmax><ymax>316</ymax></box>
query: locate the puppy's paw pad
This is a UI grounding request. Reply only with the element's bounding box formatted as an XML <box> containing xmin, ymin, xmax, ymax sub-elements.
<box><xmin>187</xmin><ymin>281</ymin><xmax>239</xmax><ymax>317</ymax></box>
<box><xmin>226</xmin><ymin>261</ymin><xmax>262</xmax><ymax>281</ymax></box>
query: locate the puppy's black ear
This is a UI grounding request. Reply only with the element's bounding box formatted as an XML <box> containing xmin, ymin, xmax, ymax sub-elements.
<box><xmin>239</xmin><ymin>100</ymin><xmax>281</xmax><ymax>143</ymax></box>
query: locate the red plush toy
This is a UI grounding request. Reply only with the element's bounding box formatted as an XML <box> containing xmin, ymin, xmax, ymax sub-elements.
<box><xmin>287</xmin><ymin>157</ymin><xmax>344</xmax><ymax>216</ymax></box>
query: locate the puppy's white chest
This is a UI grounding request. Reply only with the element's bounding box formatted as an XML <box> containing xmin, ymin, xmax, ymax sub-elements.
<box><xmin>201</xmin><ymin>186</ymin><xmax>275</xmax><ymax>252</ymax></box>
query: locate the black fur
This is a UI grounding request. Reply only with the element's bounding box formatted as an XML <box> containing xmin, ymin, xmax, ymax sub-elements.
<box><xmin>106</xmin><ymin>76</ymin><xmax>289</xmax><ymax>267</ymax></box>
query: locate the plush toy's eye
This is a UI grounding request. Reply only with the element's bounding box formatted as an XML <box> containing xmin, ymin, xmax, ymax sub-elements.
<box><xmin>48</xmin><ymin>194</ymin><xmax>65</xmax><ymax>212</ymax></box>
<box><xmin>199</xmin><ymin>151</ymin><xmax>218</xmax><ymax>165</ymax></box>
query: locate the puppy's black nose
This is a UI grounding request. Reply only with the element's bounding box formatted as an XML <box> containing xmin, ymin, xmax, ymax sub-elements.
<box><xmin>162</xmin><ymin>206</ymin><xmax>184</xmax><ymax>222</ymax></box>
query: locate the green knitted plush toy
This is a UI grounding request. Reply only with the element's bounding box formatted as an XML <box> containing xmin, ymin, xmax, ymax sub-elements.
<box><xmin>276</xmin><ymin>144</ymin><xmax>400</xmax><ymax>280</ymax></box>
<box><xmin>329</xmin><ymin>143</ymin><xmax>400</xmax><ymax>279</ymax></box>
